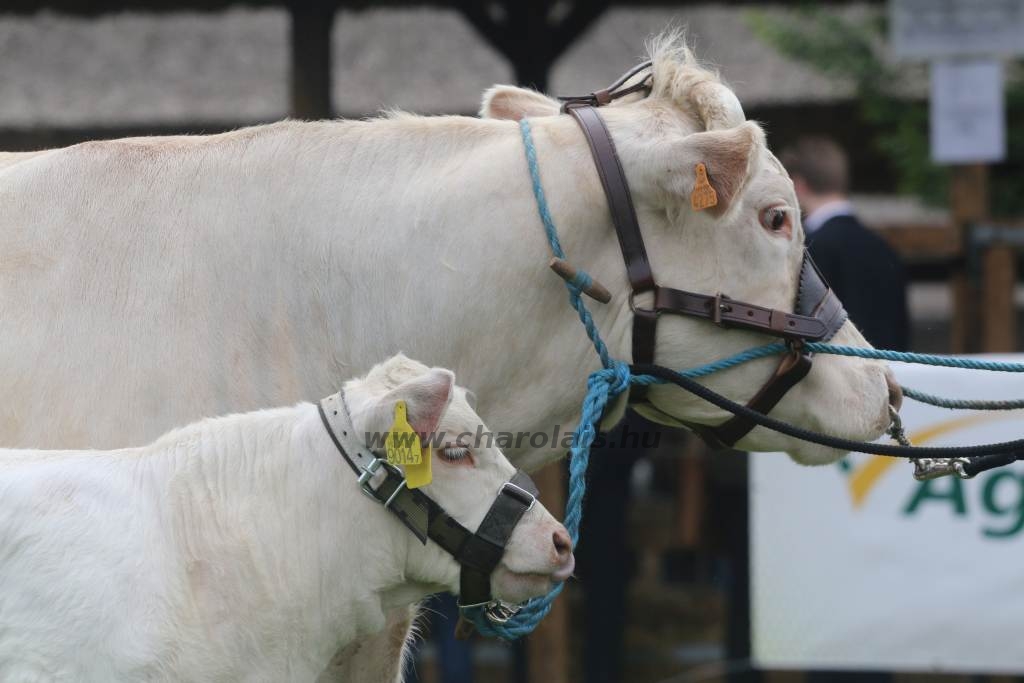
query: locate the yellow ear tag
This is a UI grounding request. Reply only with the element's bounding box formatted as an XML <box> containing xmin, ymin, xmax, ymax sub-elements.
<box><xmin>691</xmin><ymin>162</ymin><xmax>719</xmax><ymax>211</ymax></box>
<box><xmin>404</xmin><ymin>443</ymin><xmax>433</xmax><ymax>490</ymax></box>
<box><xmin>384</xmin><ymin>401</ymin><xmax>432</xmax><ymax>489</ymax></box>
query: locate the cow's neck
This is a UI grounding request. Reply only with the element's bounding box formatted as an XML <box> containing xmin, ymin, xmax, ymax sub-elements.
<box><xmin>307</xmin><ymin>116</ymin><xmax>633</xmax><ymax>469</ymax></box>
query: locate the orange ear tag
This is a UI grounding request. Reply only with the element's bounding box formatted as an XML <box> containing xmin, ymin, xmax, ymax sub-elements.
<box><xmin>385</xmin><ymin>401</ymin><xmax>432</xmax><ymax>489</ymax></box>
<box><xmin>691</xmin><ymin>162</ymin><xmax>719</xmax><ymax>211</ymax></box>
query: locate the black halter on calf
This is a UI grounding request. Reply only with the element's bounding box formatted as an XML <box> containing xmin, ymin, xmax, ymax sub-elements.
<box><xmin>317</xmin><ymin>392</ymin><xmax>538</xmax><ymax>625</ymax></box>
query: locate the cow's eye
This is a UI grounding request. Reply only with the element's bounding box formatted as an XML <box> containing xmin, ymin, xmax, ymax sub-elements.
<box><xmin>439</xmin><ymin>446</ymin><xmax>472</xmax><ymax>463</ymax></box>
<box><xmin>759</xmin><ymin>206</ymin><xmax>792</xmax><ymax>236</ymax></box>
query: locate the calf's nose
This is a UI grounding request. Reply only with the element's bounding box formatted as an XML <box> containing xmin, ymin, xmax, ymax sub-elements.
<box><xmin>551</xmin><ymin>527</ymin><xmax>575</xmax><ymax>582</ymax></box>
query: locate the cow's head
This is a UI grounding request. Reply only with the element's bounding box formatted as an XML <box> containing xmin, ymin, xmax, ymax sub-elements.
<box><xmin>345</xmin><ymin>354</ymin><xmax>574</xmax><ymax>603</ymax></box>
<box><xmin>480</xmin><ymin>36</ymin><xmax>897</xmax><ymax>464</ymax></box>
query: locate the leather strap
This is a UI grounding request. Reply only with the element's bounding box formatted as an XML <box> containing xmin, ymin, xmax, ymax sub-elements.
<box><xmin>795</xmin><ymin>251</ymin><xmax>847</xmax><ymax>342</ymax></box>
<box><xmin>565</xmin><ymin>105</ymin><xmax>655</xmax><ymax>295</ymax></box>
<box><xmin>558</xmin><ymin>60</ymin><xmax>653</xmax><ymax>109</ymax></box>
<box><xmin>564</xmin><ymin>103</ymin><xmax>658</xmax><ymax>385</ymax></box>
<box><xmin>693</xmin><ymin>350</ymin><xmax>813</xmax><ymax>448</ymax></box>
<box><xmin>652</xmin><ymin>286</ymin><xmax>832</xmax><ymax>341</ymax></box>
<box><xmin>458</xmin><ymin>471</ymin><xmax>538</xmax><ymax>607</ymax></box>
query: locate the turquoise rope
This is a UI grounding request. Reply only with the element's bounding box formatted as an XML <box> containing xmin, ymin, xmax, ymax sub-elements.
<box><xmin>901</xmin><ymin>388</ymin><xmax>1024</xmax><ymax>411</ymax></box>
<box><xmin>803</xmin><ymin>343</ymin><xmax>1024</xmax><ymax>372</ymax></box>
<box><xmin>464</xmin><ymin>119</ymin><xmax>1024</xmax><ymax>639</ymax></box>
<box><xmin>519</xmin><ymin>118</ymin><xmax>616</xmax><ymax>369</ymax></box>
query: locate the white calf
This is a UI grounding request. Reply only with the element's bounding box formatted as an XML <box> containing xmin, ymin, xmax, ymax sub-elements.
<box><xmin>0</xmin><ymin>354</ymin><xmax>573</xmax><ymax>681</ymax></box>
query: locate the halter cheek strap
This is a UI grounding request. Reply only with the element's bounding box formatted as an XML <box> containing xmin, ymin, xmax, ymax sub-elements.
<box><xmin>317</xmin><ymin>392</ymin><xmax>538</xmax><ymax>614</ymax></box>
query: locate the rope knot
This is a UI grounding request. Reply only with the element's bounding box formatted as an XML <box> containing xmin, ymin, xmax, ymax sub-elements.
<box><xmin>588</xmin><ymin>361</ymin><xmax>630</xmax><ymax>400</ymax></box>
<box><xmin>606</xmin><ymin>360</ymin><xmax>631</xmax><ymax>396</ymax></box>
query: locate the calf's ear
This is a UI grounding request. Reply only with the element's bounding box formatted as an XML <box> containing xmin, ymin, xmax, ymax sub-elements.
<box><xmin>481</xmin><ymin>85</ymin><xmax>561</xmax><ymax>120</ymax></box>
<box><xmin>380</xmin><ymin>368</ymin><xmax>455</xmax><ymax>437</ymax></box>
<box><xmin>656</xmin><ymin>121</ymin><xmax>763</xmax><ymax>217</ymax></box>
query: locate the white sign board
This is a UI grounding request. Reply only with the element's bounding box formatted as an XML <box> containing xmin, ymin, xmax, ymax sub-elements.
<box><xmin>890</xmin><ymin>0</ymin><xmax>1024</xmax><ymax>59</ymax></box>
<box><xmin>930</xmin><ymin>58</ymin><xmax>1005</xmax><ymax>164</ymax></box>
<box><xmin>752</xmin><ymin>357</ymin><xmax>1024</xmax><ymax>674</ymax></box>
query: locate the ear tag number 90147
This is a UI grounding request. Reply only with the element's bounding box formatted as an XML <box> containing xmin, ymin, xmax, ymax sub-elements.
<box><xmin>385</xmin><ymin>401</ymin><xmax>432</xmax><ymax>489</ymax></box>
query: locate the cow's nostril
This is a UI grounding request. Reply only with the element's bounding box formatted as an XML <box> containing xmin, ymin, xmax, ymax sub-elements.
<box><xmin>553</xmin><ymin>528</ymin><xmax>572</xmax><ymax>559</ymax></box>
<box><xmin>885</xmin><ymin>369</ymin><xmax>903</xmax><ymax>412</ymax></box>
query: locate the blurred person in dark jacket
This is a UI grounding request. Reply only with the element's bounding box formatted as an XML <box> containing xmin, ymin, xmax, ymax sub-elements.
<box><xmin>780</xmin><ymin>137</ymin><xmax>910</xmax><ymax>352</ymax></box>
<box><xmin>781</xmin><ymin>137</ymin><xmax>908</xmax><ymax>683</ymax></box>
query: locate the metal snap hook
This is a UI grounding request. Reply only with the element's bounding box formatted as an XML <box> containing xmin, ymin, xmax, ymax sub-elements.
<box><xmin>893</xmin><ymin>406</ymin><xmax>974</xmax><ymax>480</ymax></box>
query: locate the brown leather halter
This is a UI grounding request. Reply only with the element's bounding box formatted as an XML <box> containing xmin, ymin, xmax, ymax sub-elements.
<box><xmin>558</xmin><ymin>63</ymin><xmax>849</xmax><ymax>448</ymax></box>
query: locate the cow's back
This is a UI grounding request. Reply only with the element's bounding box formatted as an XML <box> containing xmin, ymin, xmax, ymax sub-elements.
<box><xmin>0</xmin><ymin>129</ymin><xmax>341</xmax><ymax>450</ymax></box>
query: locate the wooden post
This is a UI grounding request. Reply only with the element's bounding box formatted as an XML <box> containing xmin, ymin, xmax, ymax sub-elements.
<box><xmin>950</xmin><ymin>164</ymin><xmax>1015</xmax><ymax>352</ymax></box>
<box><xmin>525</xmin><ymin>462</ymin><xmax>570</xmax><ymax>683</ymax></box>
<box><xmin>455</xmin><ymin>0</ymin><xmax>608</xmax><ymax>93</ymax></box>
<box><xmin>451</xmin><ymin>5</ymin><xmax>611</xmax><ymax>679</ymax></box>
<box><xmin>949</xmin><ymin>164</ymin><xmax>989</xmax><ymax>352</ymax></box>
<box><xmin>675</xmin><ymin>436</ymin><xmax>706</xmax><ymax>548</ymax></box>
<box><xmin>289</xmin><ymin>0</ymin><xmax>334</xmax><ymax>119</ymax></box>
<box><xmin>762</xmin><ymin>672</ymin><xmax>805</xmax><ymax>683</ymax></box>
<box><xmin>982</xmin><ymin>240</ymin><xmax>1016</xmax><ymax>351</ymax></box>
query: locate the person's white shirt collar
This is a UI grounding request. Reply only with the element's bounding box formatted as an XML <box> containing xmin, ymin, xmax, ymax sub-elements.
<box><xmin>802</xmin><ymin>199</ymin><xmax>854</xmax><ymax>234</ymax></box>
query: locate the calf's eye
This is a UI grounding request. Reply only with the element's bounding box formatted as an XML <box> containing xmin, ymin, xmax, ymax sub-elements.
<box><xmin>440</xmin><ymin>446</ymin><xmax>471</xmax><ymax>463</ymax></box>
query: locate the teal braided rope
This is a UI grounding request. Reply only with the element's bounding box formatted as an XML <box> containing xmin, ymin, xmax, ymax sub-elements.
<box><xmin>519</xmin><ymin>118</ymin><xmax>616</xmax><ymax>368</ymax></box>
<box><xmin>802</xmin><ymin>343</ymin><xmax>1024</xmax><ymax>372</ymax></box>
<box><xmin>901</xmin><ymin>387</ymin><xmax>1024</xmax><ymax>411</ymax></box>
<box><xmin>520</xmin><ymin>118</ymin><xmax>565</xmax><ymax>260</ymax></box>
<box><xmin>464</xmin><ymin>361</ymin><xmax>631</xmax><ymax>638</ymax></box>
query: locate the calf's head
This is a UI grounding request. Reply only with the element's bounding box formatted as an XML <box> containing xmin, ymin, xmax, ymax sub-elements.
<box><xmin>345</xmin><ymin>354</ymin><xmax>574</xmax><ymax>604</ymax></box>
<box><xmin>481</xmin><ymin>36</ymin><xmax>898</xmax><ymax>464</ymax></box>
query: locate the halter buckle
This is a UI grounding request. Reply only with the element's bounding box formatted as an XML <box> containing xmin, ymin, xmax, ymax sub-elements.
<box><xmin>356</xmin><ymin>457</ymin><xmax>389</xmax><ymax>497</ymax></box>
<box><xmin>711</xmin><ymin>293</ymin><xmax>732</xmax><ymax>326</ymax></box>
<box><xmin>359</xmin><ymin>457</ymin><xmax>409</xmax><ymax>506</ymax></box>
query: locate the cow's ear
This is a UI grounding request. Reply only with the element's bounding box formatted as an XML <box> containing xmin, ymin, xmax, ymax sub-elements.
<box><xmin>657</xmin><ymin>122</ymin><xmax>763</xmax><ymax>217</ymax></box>
<box><xmin>380</xmin><ymin>368</ymin><xmax>454</xmax><ymax>437</ymax></box>
<box><xmin>481</xmin><ymin>85</ymin><xmax>560</xmax><ymax>120</ymax></box>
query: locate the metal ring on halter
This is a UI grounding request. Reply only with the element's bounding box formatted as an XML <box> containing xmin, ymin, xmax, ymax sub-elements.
<box><xmin>628</xmin><ymin>288</ymin><xmax>658</xmax><ymax>315</ymax></box>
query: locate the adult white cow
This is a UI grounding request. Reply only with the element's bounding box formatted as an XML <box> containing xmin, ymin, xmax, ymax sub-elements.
<box><xmin>0</xmin><ymin>36</ymin><xmax>896</xmax><ymax>681</ymax></box>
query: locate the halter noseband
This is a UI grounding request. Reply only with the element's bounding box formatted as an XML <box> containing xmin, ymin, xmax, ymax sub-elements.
<box><xmin>317</xmin><ymin>391</ymin><xmax>538</xmax><ymax>624</ymax></box>
<box><xmin>559</xmin><ymin>64</ymin><xmax>848</xmax><ymax>447</ymax></box>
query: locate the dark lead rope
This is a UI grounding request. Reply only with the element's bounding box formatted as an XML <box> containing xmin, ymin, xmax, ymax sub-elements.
<box><xmin>633</xmin><ymin>363</ymin><xmax>1024</xmax><ymax>477</ymax></box>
